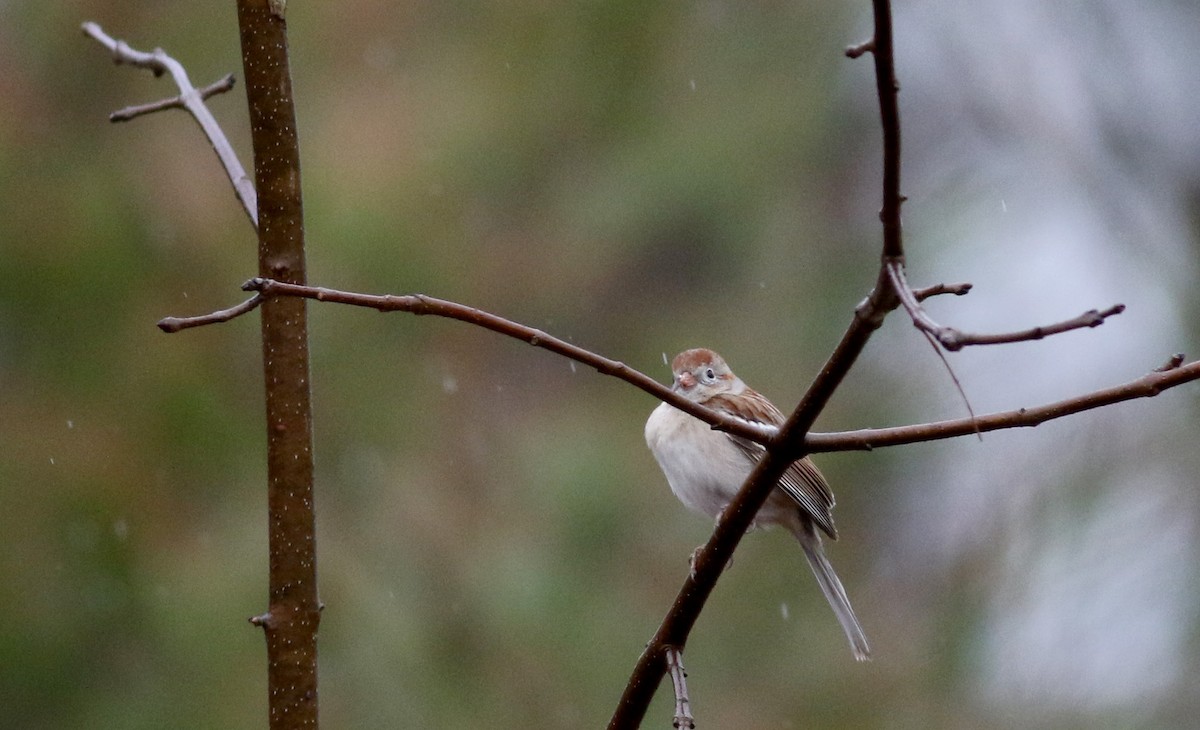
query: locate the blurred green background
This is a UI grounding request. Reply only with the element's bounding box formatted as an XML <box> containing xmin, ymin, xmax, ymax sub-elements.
<box><xmin>3</xmin><ymin>1</ymin><xmax>1199</xmax><ymax>728</ymax></box>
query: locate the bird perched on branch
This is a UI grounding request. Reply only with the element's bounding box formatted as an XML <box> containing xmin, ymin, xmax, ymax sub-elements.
<box><xmin>644</xmin><ymin>348</ymin><xmax>870</xmax><ymax>661</ymax></box>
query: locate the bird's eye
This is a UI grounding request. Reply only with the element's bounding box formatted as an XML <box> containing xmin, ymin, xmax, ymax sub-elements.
<box><xmin>704</xmin><ymin>368</ymin><xmax>716</xmax><ymax>381</ymax></box>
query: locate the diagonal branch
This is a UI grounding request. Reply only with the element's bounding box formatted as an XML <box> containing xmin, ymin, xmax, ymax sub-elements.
<box><xmin>82</xmin><ymin>21</ymin><xmax>257</xmax><ymax>228</ymax></box>
<box><xmin>231</xmin><ymin>278</ymin><xmax>775</xmax><ymax>444</ymax></box>
<box><xmin>887</xmin><ymin>259</ymin><xmax>1125</xmax><ymax>351</ymax></box>
<box><xmin>615</xmin><ymin>2</ymin><xmax>908</xmax><ymax>725</ymax></box>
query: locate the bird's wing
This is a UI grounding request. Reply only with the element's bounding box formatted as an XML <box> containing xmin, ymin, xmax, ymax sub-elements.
<box><xmin>706</xmin><ymin>390</ymin><xmax>839</xmax><ymax>540</ymax></box>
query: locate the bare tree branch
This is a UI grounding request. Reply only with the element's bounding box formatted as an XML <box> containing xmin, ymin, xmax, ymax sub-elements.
<box><xmin>226</xmin><ymin>278</ymin><xmax>776</xmax><ymax>443</ymax></box>
<box><xmin>912</xmin><ymin>281</ymin><xmax>972</xmax><ymax>301</ymax></box>
<box><xmin>806</xmin><ymin>356</ymin><xmax>1200</xmax><ymax>452</ymax></box>
<box><xmin>869</xmin><ymin>0</ymin><xmax>904</xmax><ymax>260</ymax></box>
<box><xmin>230</xmin><ymin>3</ymin><xmax>320</xmax><ymax>727</ymax></box>
<box><xmin>844</xmin><ymin>38</ymin><xmax>876</xmax><ymax>59</ymax></box>
<box><xmin>81</xmin><ymin>22</ymin><xmax>257</xmax><ymax>228</ymax></box>
<box><xmin>157</xmin><ymin>294</ymin><xmax>263</xmax><ymax>333</ymax></box>
<box><xmin>1156</xmin><ymin>353</ymin><xmax>1186</xmax><ymax>372</ymax></box>
<box><xmin>166</xmin><ymin>279</ymin><xmax>1197</xmax><ymax>460</ymax></box>
<box><xmin>887</xmin><ymin>260</ymin><xmax>1125</xmax><ymax>351</ymax></box>
<box><xmin>665</xmin><ymin>648</ymin><xmax>695</xmax><ymax>730</ymax></box>
<box><xmin>614</xmin><ymin>1</ymin><xmax>905</xmax><ymax>724</ymax></box>
<box><xmin>110</xmin><ymin>73</ymin><xmax>236</xmax><ymax>122</ymax></box>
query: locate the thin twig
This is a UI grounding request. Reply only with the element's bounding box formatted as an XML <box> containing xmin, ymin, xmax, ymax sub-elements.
<box><xmin>81</xmin><ymin>22</ymin><xmax>257</xmax><ymax>228</ymax></box>
<box><xmin>805</xmin><ymin>357</ymin><xmax>1200</xmax><ymax>452</ymax></box>
<box><xmin>1155</xmin><ymin>353</ymin><xmax>1185</xmax><ymax>372</ymax></box>
<box><xmin>887</xmin><ymin>260</ymin><xmax>1124</xmax><ymax>351</ymax></box>
<box><xmin>919</xmin><ymin>327</ymin><xmax>983</xmax><ymax>440</ymax></box>
<box><xmin>912</xmin><ymin>281</ymin><xmax>972</xmax><ymax>301</ymax></box>
<box><xmin>111</xmin><ymin>73</ymin><xmax>236</xmax><ymax>122</ymax></box>
<box><xmin>913</xmin><ymin>282</ymin><xmax>981</xmax><ymax>436</ymax></box>
<box><xmin>665</xmin><ymin>648</ymin><xmax>695</xmax><ymax>730</ymax></box>
<box><xmin>157</xmin><ymin>294</ymin><xmax>263</xmax><ymax>332</ymax></box>
<box><xmin>248</xmin><ymin>611</ymin><xmax>273</xmax><ymax>628</ymax></box>
<box><xmin>845</xmin><ymin>38</ymin><xmax>875</xmax><ymax>59</ymax></box>
<box><xmin>870</xmin><ymin>0</ymin><xmax>903</xmax><ymax>259</ymax></box>
<box><xmin>232</xmin><ymin>278</ymin><xmax>776</xmax><ymax>444</ymax></box>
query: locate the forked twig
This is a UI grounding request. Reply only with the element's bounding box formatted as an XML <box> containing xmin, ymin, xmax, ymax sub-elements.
<box><xmin>888</xmin><ymin>260</ymin><xmax>1124</xmax><ymax>351</ymax></box>
<box><xmin>82</xmin><ymin>21</ymin><xmax>257</xmax><ymax>227</ymax></box>
<box><xmin>665</xmin><ymin>648</ymin><xmax>695</xmax><ymax>730</ymax></box>
<box><xmin>111</xmin><ymin>73</ymin><xmax>236</xmax><ymax>122</ymax></box>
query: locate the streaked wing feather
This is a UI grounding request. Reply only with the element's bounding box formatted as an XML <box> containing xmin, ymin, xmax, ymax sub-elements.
<box><xmin>779</xmin><ymin>458</ymin><xmax>838</xmax><ymax>539</ymax></box>
<box><xmin>706</xmin><ymin>390</ymin><xmax>839</xmax><ymax>540</ymax></box>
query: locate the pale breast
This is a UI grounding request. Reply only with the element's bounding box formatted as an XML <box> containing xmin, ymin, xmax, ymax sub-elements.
<box><xmin>645</xmin><ymin>402</ymin><xmax>754</xmax><ymax>519</ymax></box>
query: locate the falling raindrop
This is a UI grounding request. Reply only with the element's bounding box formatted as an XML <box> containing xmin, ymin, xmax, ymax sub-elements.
<box><xmin>780</xmin><ymin>602</ymin><xmax>790</xmax><ymax>620</ymax></box>
<box><xmin>442</xmin><ymin>375</ymin><xmax>458</xmax><ymax>394</ymax></box>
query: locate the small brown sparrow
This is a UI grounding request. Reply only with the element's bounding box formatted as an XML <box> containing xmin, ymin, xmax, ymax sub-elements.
<box><xmin>644</xmin><ymin>348</ymin><xmax>870</xmax><ymax>661</ymax></box>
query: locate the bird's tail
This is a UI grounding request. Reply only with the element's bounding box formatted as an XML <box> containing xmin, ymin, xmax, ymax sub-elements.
<box><xmin>791</xmin><ymin>520</ymin><xmax>871</xmax><ymax>661</ymax></box>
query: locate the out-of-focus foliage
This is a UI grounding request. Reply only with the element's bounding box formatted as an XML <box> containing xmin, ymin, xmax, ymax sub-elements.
<box><xmin>2</xmin><ymin>1</ymin><xmax>1198</xmax><ymax>728</ymax></box>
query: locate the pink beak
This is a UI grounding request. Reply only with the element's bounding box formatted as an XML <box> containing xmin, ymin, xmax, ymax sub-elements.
<box><xmin>677</xmin><ymin>371</ymin><xmax>696</xmax><ymax>389</ymax></box>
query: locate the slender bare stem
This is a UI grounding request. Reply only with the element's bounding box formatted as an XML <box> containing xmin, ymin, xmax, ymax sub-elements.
<box><xmin>110</xmin><ymin>73</ymin><xmax>236</xmax><ymax>122</ymax></box>
<box><xmin>912</xmin><ymin>281</ymin><xmax>972</xmax><ymax>301</ymax></box>
<box><xmin>157</xmin><ymin>294</ymin><xmax>263</xmax><ymax>332</ymax></box>
<box><xmin>82</xmin><ymin>22</ymin><xmax>257</xmax><ymax>228</ymax></box>
<box><xmin>845</xmin><ymin>38</ymin><xmax>875</xmax><ymax>58</ymax></box>
<box><xmin>887</xmin><ymin>260</ymin><xmax>1124</xmax><ymax>351</ymax></box>
<box><xmin>870</xmin><ymin>0</ymin><xmax>903</xmax><ymax>259</ymax></box>
<box><xmin>1156</xmin><ymin>353</ymin><xmax>1186</xmax><ymax>372</ymax></box>
<box><xmin>806</xmin><ymin>357</ymin><xmax>1200</xmax><ymax>452</ymax></box>
<box><xmin>232</xmin><ymin>278</ymin><xmax>775</xmax><ymax>444</ymax></box>
<box><xmin>665</xmin><ymin>648</ymin><xmax>695</xmax><ymax>730</ymax></box>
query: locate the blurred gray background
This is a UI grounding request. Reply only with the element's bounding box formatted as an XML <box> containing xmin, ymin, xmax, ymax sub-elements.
<box><xmin>2</xmin><ymin>1</ymin><xmax>1198</xmax><ymax>727</ymax></box>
